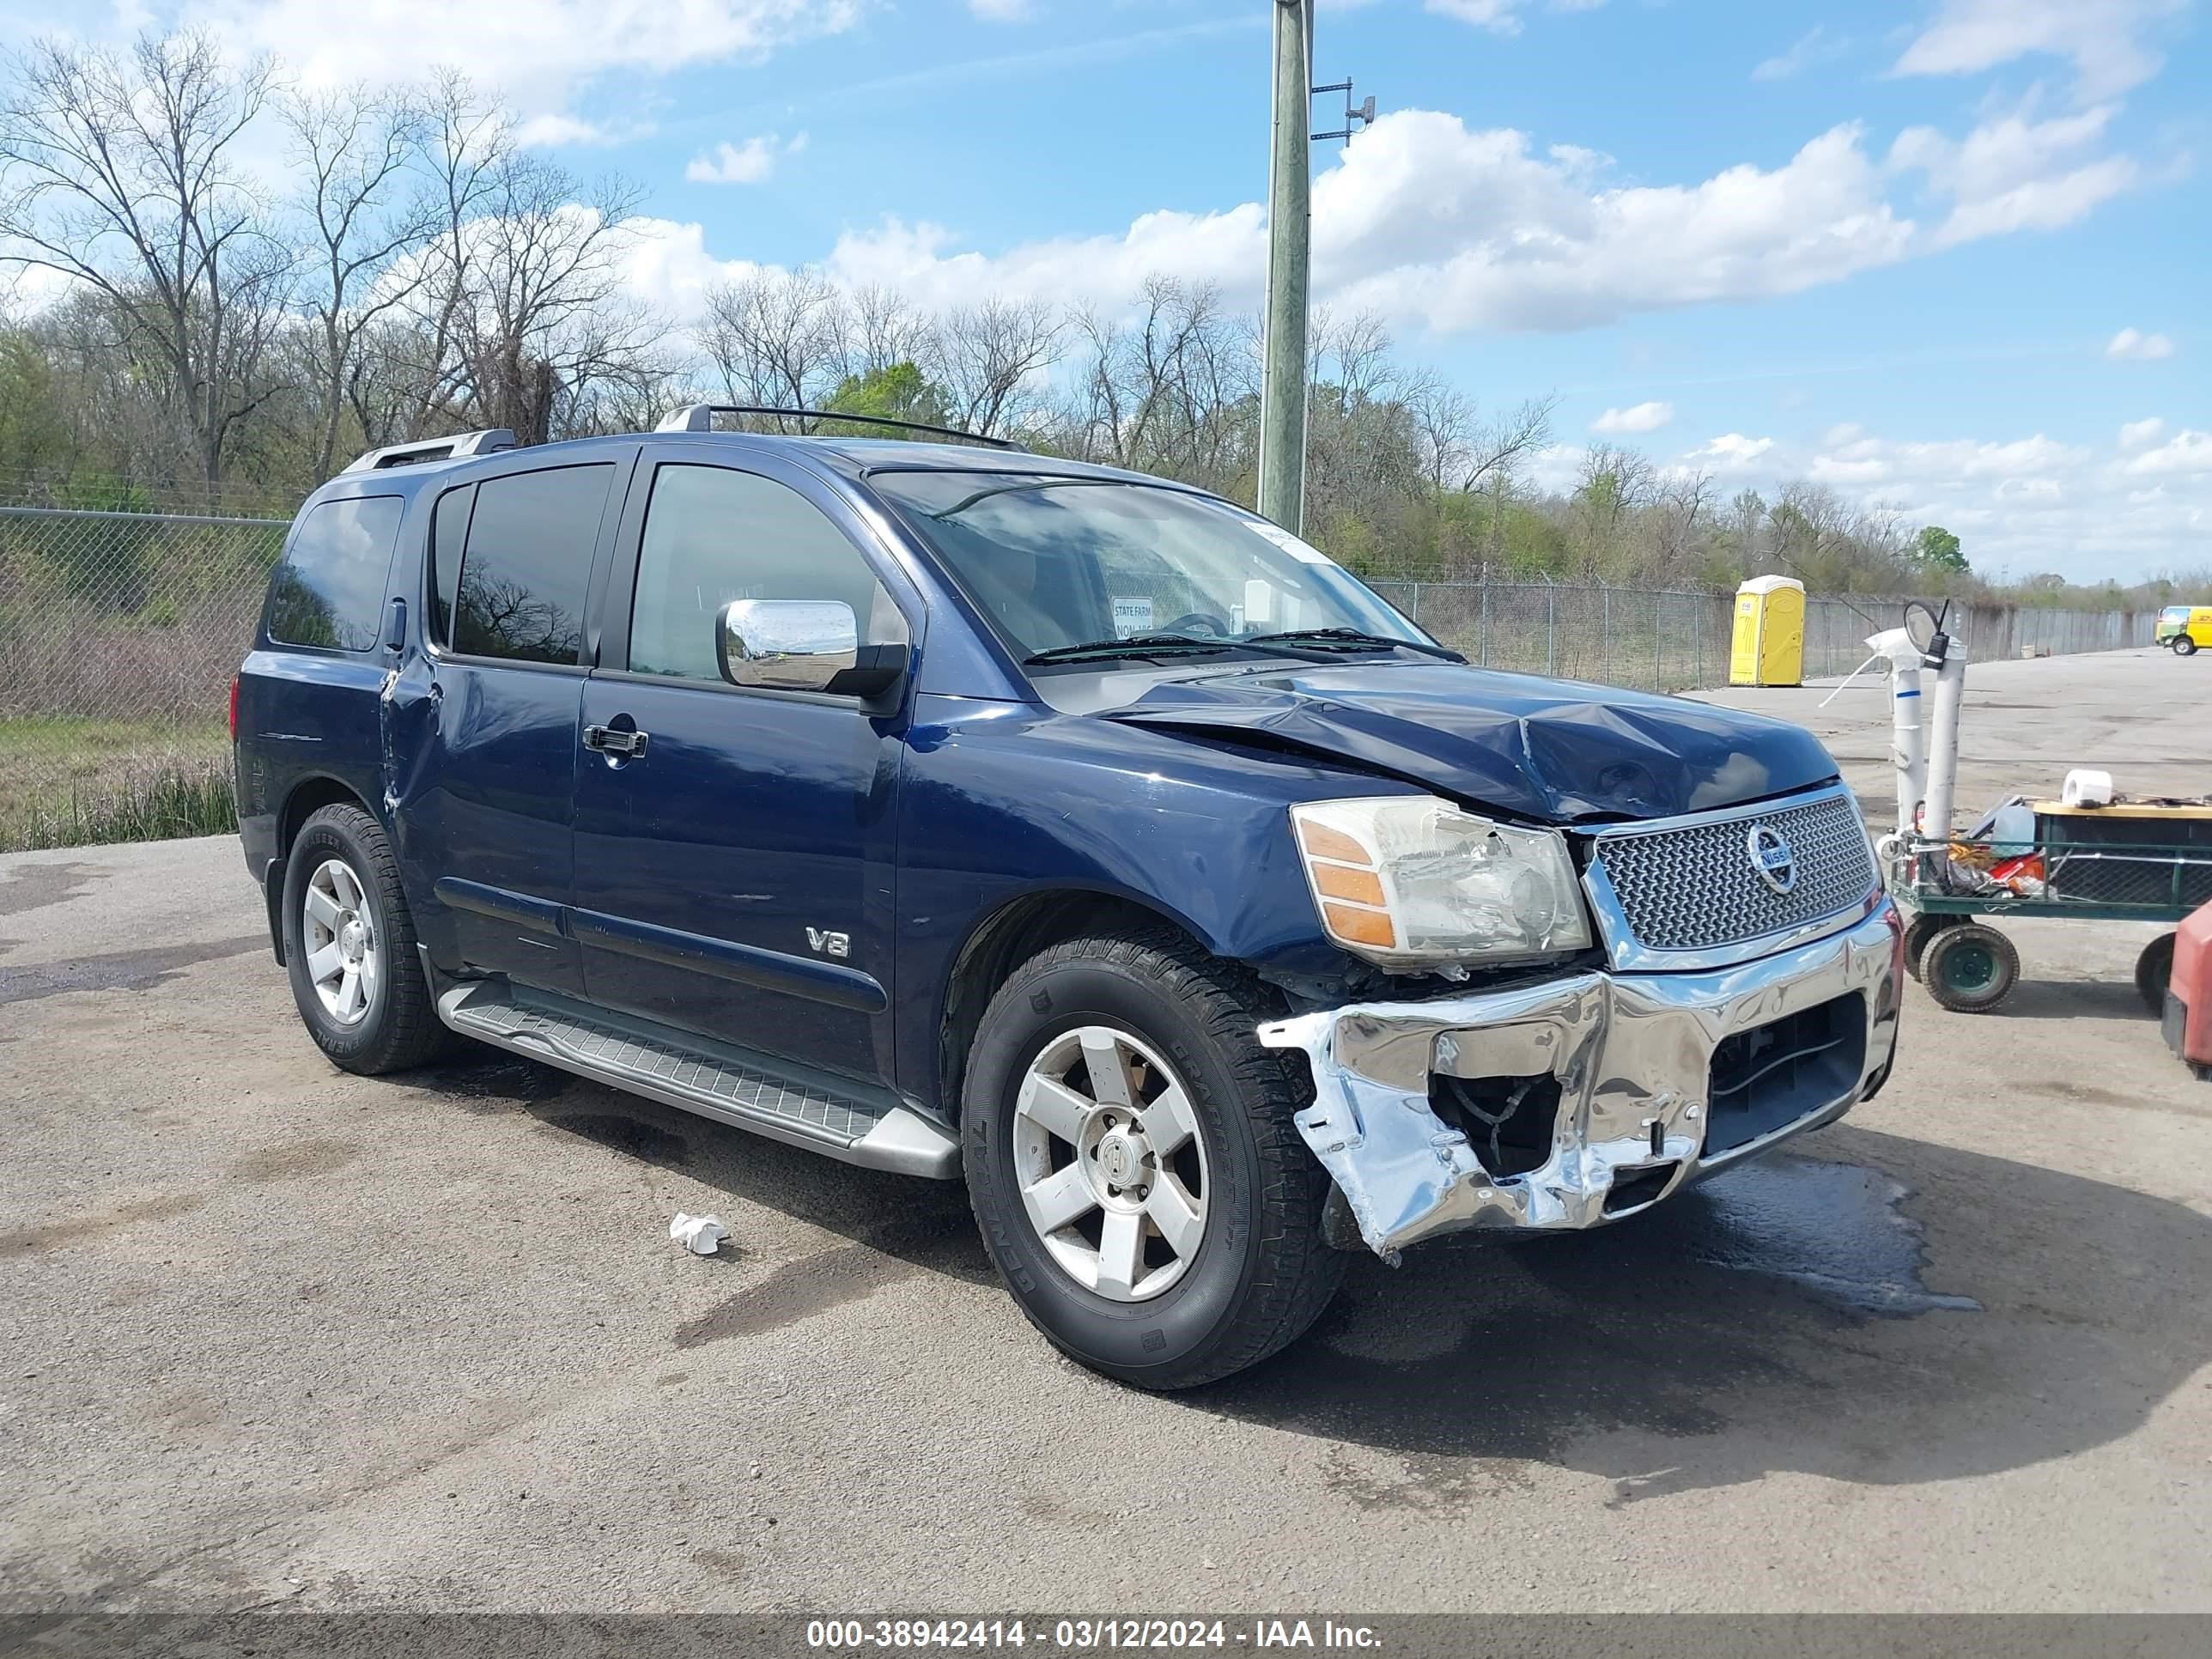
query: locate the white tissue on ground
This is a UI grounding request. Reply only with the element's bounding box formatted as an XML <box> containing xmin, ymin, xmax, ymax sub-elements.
<box><xmin>670</xmin><ymin>1212</ymin><xmax>731</xmax><ymax>1255</ymax></box>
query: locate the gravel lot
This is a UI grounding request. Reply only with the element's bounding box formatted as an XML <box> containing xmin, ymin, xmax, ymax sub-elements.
<box><xmin>3</xmin><ymin>647</ymin><xmax>2209</xmax><ymax>1614</ymax></box>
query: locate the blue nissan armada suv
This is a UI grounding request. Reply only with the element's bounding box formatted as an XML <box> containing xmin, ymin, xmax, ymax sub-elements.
<box><xmin>234</xmin><ymin>406</ymin><xmax>1904</xmax><ymax>1389</ymax></box>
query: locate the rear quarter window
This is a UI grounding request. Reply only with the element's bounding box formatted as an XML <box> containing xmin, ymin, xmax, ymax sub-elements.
<box><xmin>264</xmin><ymin>495</ymin><xmax>404</xmax><ymax>652</ymax></box>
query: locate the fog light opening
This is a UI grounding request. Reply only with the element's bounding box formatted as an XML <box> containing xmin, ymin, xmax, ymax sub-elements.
<box><xmin>1429</xmin><ymin>1072</ymin><xmax>1562</xmax><ymax>1179</ymax></box>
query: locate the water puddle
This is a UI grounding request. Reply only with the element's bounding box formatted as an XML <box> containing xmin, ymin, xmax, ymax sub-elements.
<box><xmin>1650</xmin><ymin>1155</ymin><xmax>1981</xmax><ymax>1316</ymax></box>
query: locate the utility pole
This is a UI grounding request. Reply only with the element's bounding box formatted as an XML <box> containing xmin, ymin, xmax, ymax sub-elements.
<box><xmin>1257</xmin><ymin>0</ymin><xmax>1313</xmax><ymax>533</ymax></box>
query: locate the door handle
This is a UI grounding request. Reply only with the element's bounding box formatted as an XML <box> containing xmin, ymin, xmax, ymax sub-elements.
<box><xmin>583</xmin><ymin>724</ymin><xmax>649</xmax><ymax>758</ymax></box>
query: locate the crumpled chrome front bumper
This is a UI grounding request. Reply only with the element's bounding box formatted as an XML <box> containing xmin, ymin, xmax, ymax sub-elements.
<box><xmin>1258</xmin><ymin>901</ymin><xmax>1905</xmax><ymax>1261</ymax></box>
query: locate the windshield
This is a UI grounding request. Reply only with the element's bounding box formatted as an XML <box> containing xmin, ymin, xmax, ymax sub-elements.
<box><xmin>867</xmin><ymin>471</ymin><xmax>1432</xmax><ymax>661</ymax></box>
<box><xmin>2162</xmin><ymin>606</ymin><xmax>2191</xmax><ymax>622</ymax></box>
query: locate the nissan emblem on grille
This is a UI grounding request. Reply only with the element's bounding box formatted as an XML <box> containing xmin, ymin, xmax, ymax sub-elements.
<box><xmin>1747</xmin><ymin>823</ymin><xmax>1796</xmax><ymax>894</ymax></box>
<box><xmin>1589</xmin><ymin>787</ymin><xmax>1878</xmax><ymax>954</ymax></box>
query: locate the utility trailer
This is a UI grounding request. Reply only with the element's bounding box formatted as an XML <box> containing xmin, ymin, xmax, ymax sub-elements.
<box><xmin>1891</xmin><ymin>803</ymin><xmax>2212</xmax><ymax>1014</ymax></box>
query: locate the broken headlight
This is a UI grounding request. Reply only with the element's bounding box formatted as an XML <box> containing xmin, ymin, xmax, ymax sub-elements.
<box><xmin>1290</xmin><ymin>796</ymin><xmax>1592</xmax><ymax>974</ymax></box>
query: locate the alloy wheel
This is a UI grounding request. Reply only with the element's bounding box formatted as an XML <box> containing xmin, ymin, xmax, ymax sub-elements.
<box><xmin>1010</xmin><ymin>1024</ymin><xmax>1210</xmax><ymax>1302</ymax></box>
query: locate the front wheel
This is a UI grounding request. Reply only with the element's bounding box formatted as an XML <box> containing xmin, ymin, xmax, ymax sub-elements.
<box><xmin>963</xmin><ymin>930</ymin><xmax>1344</xmax><ymax>1389</ymax></box>
<box><xmin>2178</xmin><ymin>636</ymin><xmax>2199</xmax><ymax>657</ymax></box>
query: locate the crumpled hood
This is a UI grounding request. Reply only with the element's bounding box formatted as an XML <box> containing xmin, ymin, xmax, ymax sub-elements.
<box><xmin>1103</xmin><ymin>661</ymin><xmax>1839</xmax><ymax>823</ymax></box>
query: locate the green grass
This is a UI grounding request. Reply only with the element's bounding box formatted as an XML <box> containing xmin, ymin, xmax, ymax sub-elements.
<box><xmin>0</xmin><ymin>719</ymin><xmax>236</xmax><ymax>852</ymax></box>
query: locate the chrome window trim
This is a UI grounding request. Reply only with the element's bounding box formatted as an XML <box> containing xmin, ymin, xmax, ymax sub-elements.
<box><xmin>1577</xmin><ymin>780</ymin><xmax>1882</xmax><ymax>973</ymax></box>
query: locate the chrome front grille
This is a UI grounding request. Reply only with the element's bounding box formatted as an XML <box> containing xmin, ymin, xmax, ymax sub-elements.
<box><xmin>1589</xmin><ymin>787</ymin><xmax>1878</xmax><ymax>958</ymax></box>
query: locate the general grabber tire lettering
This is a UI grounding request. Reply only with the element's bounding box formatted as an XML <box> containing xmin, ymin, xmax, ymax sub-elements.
<box><xmin>963</xmin><ymin>927</ymin><xmax>1346</xmax><ymax>1389</ymax></box>
<box><xmin>282</xmin><ymin>803</ymin><xmax>452</xmax><ymax>1075</ymax></box>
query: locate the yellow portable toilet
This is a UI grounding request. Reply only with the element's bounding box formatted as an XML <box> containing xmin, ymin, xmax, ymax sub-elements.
<box><xmin>1729</xmin><ymin>574</ymin><xmax>1806</xmax><ymax>687</ymax></box>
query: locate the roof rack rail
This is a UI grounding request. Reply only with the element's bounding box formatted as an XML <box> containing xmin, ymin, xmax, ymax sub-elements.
<box><xmin>341</xmin><ymin>428</ymin><xmax>516</xmax><ymax>474</ymax></box>
<box><xmin>653</xmin><ymin>404</ymin><xmax>1018</xmax><ymax>451</ymax></box>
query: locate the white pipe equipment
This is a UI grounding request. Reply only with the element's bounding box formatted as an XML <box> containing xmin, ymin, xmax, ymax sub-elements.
<box><xmin>1867</xmin><ymin>627</ymin><xmax>1926</xmax><ymax>836</ymax></box>
<box><xmin>1920</xmin><ymin>633</ymin><xmax>1967</xmax><ymax>843</ymax></box>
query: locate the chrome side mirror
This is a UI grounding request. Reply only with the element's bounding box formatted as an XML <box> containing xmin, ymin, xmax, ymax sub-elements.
<box><xmin>717</xmin><ymin>599</ymin><xmax>859</xmax><ymax>693</ymax></box>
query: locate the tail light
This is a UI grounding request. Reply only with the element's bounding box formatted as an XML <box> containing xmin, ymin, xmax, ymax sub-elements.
<box><xmin>228</xmin><ymin>674</ymin><xmax>240</xmax><ymax>740</ymax></box>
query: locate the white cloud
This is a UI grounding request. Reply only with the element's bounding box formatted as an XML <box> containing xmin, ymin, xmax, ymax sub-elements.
<box><xmin>1888</xmin><ymin>105</ymin><xmax>2137</xmax><ymax>247</ymax></box>
<box><xmin>514</xmin><ymin>113</ymin><xmax>642</xmax><ymax>149</ymax></box>
<box><xmin>1425</xmin><ymin>0</ymin><xmax>1604</xmax><ymax>34</ymax></box>
<box><xmin>2124</xmin><ymin>430</ymin><xmax>2212</xmax><ymax>477</ymax></box>
<box><xmin>1680</xmin><ymin>434</ymin><xmax>1776</xmax><ymax>474</ymax></box>
<box><xmin>185</xmin><ymin>0</ymin><xmax>861</xmax><ymax>126</ymax></box>
<box><xmin>685</xmin><ymin>133</ymin><xmax>805</xmax><ymax>185</ymax></box>
<box><xmin>620</xmin><ymin>217</ymin><xmax>768</xmax><ymax>319</ymax></box>
<box><xmin>1427</xmin><ymin>0</ymin><xmax>1527</xmax><ymax>30</ymax></box>
<box><xmin>2107</xmin><ymin>327</ymin><xmax>2177</xmax><ymax>361</ymax></box>
<box><xmin>1892</xmin><ymin>0</ymin><xmax>2186</xmax><ymax>100</ymax></box>
<box><xmin>1753</xmin><ymin>27</ymin><xmax>1841</xmax><ymax>82</ymax></box>
<box><xmin>2120</xmin><ymin>417</ymin><xmax>2166</xmax><ymax>449</ymax></box>
<box><xmin>1591</xmin><ymin>400</ymin><xmax>1675</xmax><ymax>434</ymax></box>
<box><xmin>969</xmin><ymin>0</ymin><xmax>1033</xmax><ymax>18</ymax></box>
<box><xmin>796</xmin><ymin>106</ymin><xmax>2136</xmax><ymax>338</ymax></box>
<box><xmin>1809</xmin><ymin>431</ymin><xmax>2087</xmax><ymax>489</ymax></box>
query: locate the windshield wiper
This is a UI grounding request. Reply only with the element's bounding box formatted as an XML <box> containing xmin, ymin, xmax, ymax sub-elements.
<box><xmin>1024</xmin><ymin>632</ymin><xmax>1331</xmax><ymax>666</ymax></box>
<box><xmin>1243</xmin><ymin>627</ymin><xmax>1464</xmax><ymax>662</ymax></box>
<box><xmin>1024</xmin><ymin>633</ymin><xmax>1234</xmax><ymax>665</ymax></box>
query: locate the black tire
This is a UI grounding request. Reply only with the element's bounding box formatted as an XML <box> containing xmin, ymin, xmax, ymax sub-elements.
<box><xmin>2136</xmin><ymin>933</ymin><xmax>2177</xmax><ymax>1018</ymax></box>
<box><xmin>2178</xmin><ymin>636</ymin><xmax>2199</xmax><ymax>657</ymax></box>
<box><xmin>1922</xmin><ymin>922</ymin><xmax>2020</xmax><ymax>1014</ymax></box>
<box><xmin>963</xmin><ymin>928</ymin><xmax>1345</xmax><ymax>1390</ymax></box>
<box><xmin>1901</xmin><ymin>912</ymin><xmax>1959</xmax><ymax>982</ymax></box>
<box><xmin>282</xmin><ymin>803</ymin><xmax>451</xmax><ymax>1074</ymax></box>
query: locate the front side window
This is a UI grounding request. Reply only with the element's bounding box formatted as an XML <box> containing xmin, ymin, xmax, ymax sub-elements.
<box><xmin>450</xmin><ymin>465</ymin><xmax>613</xmax><ymax>664</ymax></box>
<box><xmin>866</xmin><ymin>471</ymin><xmax>1425</xmax><ymax>661</ymax></box>
<box><xmin>265</xmin><ymin>495</ymin><xmax>404</xmax><ymax>652</ymax></box>
<box><xmin>629</xmin><ymin>465</ymin><xmax>887</xmax><ymax>683</ymax></box>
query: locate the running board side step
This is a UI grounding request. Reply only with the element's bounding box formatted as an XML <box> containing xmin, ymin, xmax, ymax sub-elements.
<box><xmin>434</xmin><ymin>978</ymin><xmax>960</xmax><ymax>1179</ymax></box>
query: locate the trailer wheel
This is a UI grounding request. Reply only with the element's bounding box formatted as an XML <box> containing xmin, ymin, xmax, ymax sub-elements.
<box><xmin>2136</xmin><ymin>933</ymin><xmax>2176</xmax><ymax>1018</ymax></box>
<box><xmin>1902</xmin><ymin>913</ymin><xmax>1960</xmax><ymax>982</ymax></box>
<box><xmin>1922</xmin><ymin>923</ymin><xmax>2019</xmax><ymax>1013</ymax></box>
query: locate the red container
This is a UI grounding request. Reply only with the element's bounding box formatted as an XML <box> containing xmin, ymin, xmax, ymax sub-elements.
<box><xmin>2166</xmin><ymin>899</ymin><xmax>2212</xmax><ymax>1077</ymax></box>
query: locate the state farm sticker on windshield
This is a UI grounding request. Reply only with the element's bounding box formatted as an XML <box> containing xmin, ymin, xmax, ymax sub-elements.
<box><xmin>1244</xmin><ymin>520</ymin><xmax>1338</xmax><ymax>566</ymax></box>
<box><xmin>1111</xmin><ymin>595</ymin><xmax>1156</xmax><ymax>636</ymax></box>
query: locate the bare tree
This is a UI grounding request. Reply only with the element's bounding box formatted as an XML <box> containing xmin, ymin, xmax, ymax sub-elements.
<box><xmin>1403</xmin><ymin>374</ymin><xmax>1474</xmax><ymax>493</ymax></box>
<box><xmin>396</xmin><ymin>70</ymin><xmax>512</xmax><ymax>441</ymax></box>
<box><xmin>461</xmin><ymin>158</ymin><xmax>657</xmax><ymax>443</ymax></box>
<box><xmin>842</xmin><ymin>283</ymin><xmax>932</xmax><ymax>381</ymax></box>
<box><xmin>700</xmin><ymin>266</ymin><xmax>847</xmax><ymax>422</ymax></box>
<box><xmin>279</xmin><ymin>82</ymin><xmax>434</xmax><ymax>476</ymax></box>
<box><xmin>931</xmin><ymin>295</ymin><xmax>1062</xmax><ymax>438</ymax></box>
<box><xmin>0</xmin><ymin>31</ymin><xmax>290</xmax><ymax>487</ymax></box>
<box><xmin>1570</xmin><ymin>442</ymin><xmax>1657</xmax><ymax>578</ymax></box>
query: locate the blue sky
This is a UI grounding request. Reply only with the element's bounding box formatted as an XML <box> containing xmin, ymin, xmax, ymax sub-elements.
<box><xmin>41</xmin><ymin>0</ymin><xmax>2212</xmax><ymax>580</ymax></box>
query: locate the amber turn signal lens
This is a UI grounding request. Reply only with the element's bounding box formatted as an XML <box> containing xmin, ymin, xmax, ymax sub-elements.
<box><xmin>1311</xmin><ymin>863</ymin><xmax>1386</xmax><ymax>905</ymax></box>
<box><xmin>1321</xmin><ymin>902</ymin><xmax>1395</xmax><ymax>947</ymax></box>
<box><xmin>1296</xmin><ymin>820</ymin><xmax>1371</xmax><ymax>866</ymax></box>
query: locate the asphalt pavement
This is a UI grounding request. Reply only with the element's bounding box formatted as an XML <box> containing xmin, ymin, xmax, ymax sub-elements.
<box><xmin>3</xmin><ymin>646</ymin><xmax>2209</xmax><ymax>1614</ymax></box>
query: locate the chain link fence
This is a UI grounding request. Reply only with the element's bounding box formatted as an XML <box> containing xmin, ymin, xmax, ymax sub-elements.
<box><xmin>0</xmin><ymin>507</ymin><xmax>2168</xmax><ymax>853</ymax></box>
<box><xmin>0</xmin><ymin>506</ymin><xmax>285</xmax><ymax>851</ymax></box>
<box><xmin>1368</xmin><ymin>580</ymin><xmax>2160</xmax><ymax>690</ymax></box>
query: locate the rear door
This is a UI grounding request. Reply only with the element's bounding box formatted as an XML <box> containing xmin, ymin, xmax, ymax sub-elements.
<box><xmin>570</xmin><ymin>446</ymin><xmax>915</xmax><ymax>1085</ymax></box>
<box><xmin>387</xmin><ymin>453</ymin><xmax>631</xmax><ymax>994</ymax></box>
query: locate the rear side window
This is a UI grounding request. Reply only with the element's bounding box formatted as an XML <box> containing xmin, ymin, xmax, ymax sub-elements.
<box><xmin>429</xmin><ymin>483</ymin><xmax>474</xmax><ymax>645</ymax></box>
<box><xmin>448</xmin><ymin>465</ymin><xmax>613</xmax><ymax>664</ymax></box>
<box><xmin>629</xmin><ymin>465</ymin><xmax>886</xmax><ymax>682</ymax></box>
<box><xmin>265</xmin><ymin>495</ymin><xmax>404</xmax><ymax>652</ymax></box>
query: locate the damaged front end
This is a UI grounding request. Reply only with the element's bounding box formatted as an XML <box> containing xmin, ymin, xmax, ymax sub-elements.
<box><xmin>1260</xmin><ymin>864</ymin><xmax>1905</xmax><ymax>1263</ymax></box>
